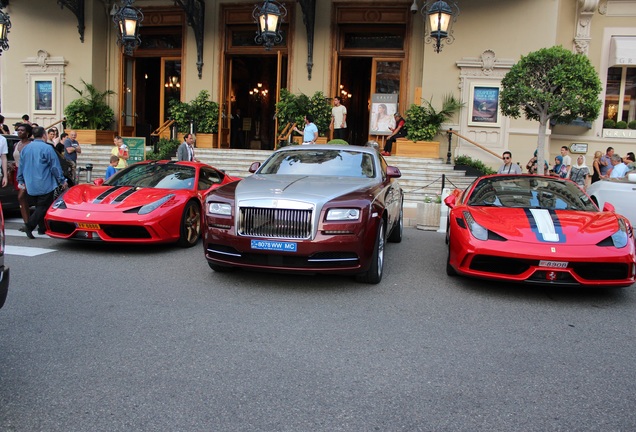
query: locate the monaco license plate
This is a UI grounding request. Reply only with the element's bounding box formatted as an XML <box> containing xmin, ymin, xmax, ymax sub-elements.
<box><xmin>76</xmin><ymin>222</ymin><xmax>100</xmax><ymax>230</ymax></box>
<box><xmin>539</xmin><ymin>260</ymin><xmax>568</xmax><ymax>269</ymax></box>
<box><xmin>251</xmin><ymin>240</ymin><xmax>297</xmax><ymax>252</ymax></box>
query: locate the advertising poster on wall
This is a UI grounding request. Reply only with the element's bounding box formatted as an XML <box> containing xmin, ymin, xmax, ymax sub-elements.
<box><xmin>469</xmin><ymin>84</ymin><xmax>501</xmax><ymax>127</ymax></box>
<box><xmin>369</xmin><ymin>93</ymin><xmax>399</xmax><ymax>135</ymax></box>
<box><xmin>34</xmin><ymin>79</ymin><xmax>54</xmax><ymax>114</ymax></box>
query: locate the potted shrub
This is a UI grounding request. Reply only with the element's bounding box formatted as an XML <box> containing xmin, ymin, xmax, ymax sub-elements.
<box><xmin>169</xmin><ymin>90</ymin><xmax>219</xmax><ymax>148</ymax></box>
<box><xmin>275</xmin><ymin>89</ymin><xmax>332</xmax><ymax>145</ymax></box>
<box><xmin>64</xmin><ymin>79</ymin><xmax>116</xmax><ymax>145</ymax></box>
<box><xmin>453</xmin><ymin>154</ymin><xmax>496</xmax><ymax>176</ymax></box>
<box><xmin>416</xmin><ymin>194</ymin><xmax>442</xmax><ymax>231</ymax></box>
<box><xmin>398</xmin><ymin>94</ymin><xmax>463</xmax><ymax>158</ymax></box>
<box><xmin>146</xmin><ymin>138</ymin><xmax>180</xmax><ymax>161</ymax></box>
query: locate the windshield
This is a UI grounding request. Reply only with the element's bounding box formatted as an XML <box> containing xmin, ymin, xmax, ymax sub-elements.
<box><xmin>258</xmin><ymin>149</ymin><xmax>376</xmax><ymax>178</ymax></box>
<box><xmin>106</xmin><ymin>163</ymin><xmax>196</xmax><ymax>190</ymax></box>
<box><xmin>467</xmin><ymin>176</ymin><xmax>597</xmax><ymax>211</ymax></box>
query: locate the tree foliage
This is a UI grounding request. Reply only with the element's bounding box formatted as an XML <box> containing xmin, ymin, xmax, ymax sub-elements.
<box><xmin>405</xmin><ymin>94</ymin><xmax>463</xmax><ymax>141</ymax></box>
<box><xmin>275</xmin><ymin>89</ymin><xmax>332</xmax><ymax>136</ymax></box>
<box><xmin>168</xmin><ymin>90</ymin><xmax>219</xmax><ymax>134</ymax></box>
<box><xmin>500</xmin><ymin>46</ymin><xmax>602</xmax><ymax>174</ymax></box>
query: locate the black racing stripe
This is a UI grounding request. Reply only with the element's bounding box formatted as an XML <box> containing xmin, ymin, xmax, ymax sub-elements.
<box><xmin>93</xmin><ymin>186</ymin><xmax>124</xmax><ymax>204</ymax></box>
<box><xmin>112</xmin><ymin>188</ymin><xmax>138</xmax><ymax>203</ymax></box>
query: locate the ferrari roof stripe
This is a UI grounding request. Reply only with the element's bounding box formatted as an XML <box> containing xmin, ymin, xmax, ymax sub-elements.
<box><xmin>93</xmin><ymin>187</ymin><xmax>124</xmax><ymax>204</ymax></box>
<box><xmin>529</xmin><ymin>208</ymin><xmax>560</xmax><ymax>243</ymax></box>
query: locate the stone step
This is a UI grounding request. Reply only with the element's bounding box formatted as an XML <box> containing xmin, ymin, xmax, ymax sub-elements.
<box><xmin>77</xmin><ymin>146</ymin><xmax>476</xmax><ymax>207</ymax></box>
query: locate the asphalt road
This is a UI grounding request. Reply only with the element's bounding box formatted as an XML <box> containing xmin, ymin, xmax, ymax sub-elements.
<box><xmin>1</xmin><ymin>219</ymin><xmax>635</xmax><ymax>431</ymax></box>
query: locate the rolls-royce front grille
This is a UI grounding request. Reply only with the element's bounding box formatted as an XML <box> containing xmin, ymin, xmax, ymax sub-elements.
<box><xmin>238</xmin><ymin>207</ymin><xmax>313</xmax><ymax>239</ymax></box>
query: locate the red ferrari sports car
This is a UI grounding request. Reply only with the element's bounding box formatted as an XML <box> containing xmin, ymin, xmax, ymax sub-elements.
<box><xmin>45</xmin><ymin>160</ymin><xmax>238</xmax><ymax>247</ymax></box>
<box><xmin>444</xmin><ymin>174</ymin><xmax>636</xmax><ymax>287</ymax></box>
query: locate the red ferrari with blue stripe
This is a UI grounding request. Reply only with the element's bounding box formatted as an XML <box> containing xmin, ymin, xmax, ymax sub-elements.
<box><xmin>444</xmin><ymin>175</ymin><xmax>635</xmax><ymax>287</ymax></box>
<box><xmin>45</xmin><ymin>160</ymin><xmax>238</xmax><ymax>247</ymax></box>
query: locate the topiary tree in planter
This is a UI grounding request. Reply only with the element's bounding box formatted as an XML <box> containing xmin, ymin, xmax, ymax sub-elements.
<box><xmin>64</xmin><ymin>79</ymin><xmax>116</xmax><ymax>130</ymax></box>
<box><xmin>405</xmin><ymin>94</ymin><xmax>463</xmax><ymax>142</ymax></box>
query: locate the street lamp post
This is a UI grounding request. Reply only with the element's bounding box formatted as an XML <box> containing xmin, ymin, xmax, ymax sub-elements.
<box><xmin>253</xmin><ymin>0</ymin><xmax>287</xmax><ymax>51</ymax></box>
<box><xmin>0</xmin><ymin>8</ymin><xmax>11</xmax><ymax>55</ymax></box>
<box><xmin>113</xmin><ymin>0</ymin><xmax>144</xmax><ymax>56</ymax></box>
<box><xmin>421</xmin><ymin>0</ymin><xmax>459</xmax><ymax>53</ymax></box>
<box><xmin>446</xmin><ymin>128</ymin><xmax>453</xmax><ymax>164</ymax></box>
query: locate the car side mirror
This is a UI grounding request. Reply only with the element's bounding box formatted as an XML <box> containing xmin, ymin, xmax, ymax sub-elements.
<box><xmin>386</xmin><ymin>166</ymin><xmax>402</xmax><ymax>179</ymax></box>
<box><xmin>93</xmin><ymin>178</ymin><xmax>104</xmax><ymax>186</ymax></box>
<box><xmin>603</xmin><ymin>202</ymin><xmax>616</xmax><ymax>212</ymax></box>
<box><xmin>444</xmin><ymin>194</ymin><xmax>457</xmax><ymax>209</ymax></box>
<box><xmin>249</xmin><ymin>162</ymin><xmax>261</xmax><ymax>173</ymax></box>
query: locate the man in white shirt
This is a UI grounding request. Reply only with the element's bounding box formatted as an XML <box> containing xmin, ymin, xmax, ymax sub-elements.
<box><xmin>329</xmin><ymin>96</ymin><xmax>347</xmax><ymax>141</ymax></box>
<box><xmin>560</xmin><ymin>146</ymin><xmax>572</xmax><ymax>178</ymax></box>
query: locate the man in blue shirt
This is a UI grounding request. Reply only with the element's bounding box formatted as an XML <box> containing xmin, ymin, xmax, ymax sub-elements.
<box><xmin>293</xmin><ymin>114</ymin><xmax>319</xmax><ymax>145</ymax></box>
<box><xmin>17</xmin><ymin>126</ymin><xmax>68</xmax><ymax>238</ymax></box>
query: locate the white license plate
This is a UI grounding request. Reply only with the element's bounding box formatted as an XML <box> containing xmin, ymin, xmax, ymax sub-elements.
<box><xmin>251</xmin><ymin>240</ymin><xmax>297</xmax><ymax>252</ymax></box>
<box><xmin>539</xmin><ymin>260</ymin><xmax>568</xmax><ymax>268</ymax></box>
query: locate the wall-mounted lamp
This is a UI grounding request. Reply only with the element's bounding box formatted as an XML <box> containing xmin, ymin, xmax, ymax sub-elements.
<box><xmin>253</xmin><ymin>0</ymin><xmax>287</xmax><ymax>50</ymax></box>
<box><xmin>0</xmin><ymin>8</ymin><xmax>11</xmax><ymax>55</ymax></box>
<box><xmin>113</xmin><ymin>0</ymin><xmax>144</xmax><ymax>55</ymax></box>
<box><xmin>421</xmin><ymin>0</ymin><xmax>459</xmax><ymax>53</ymax></box>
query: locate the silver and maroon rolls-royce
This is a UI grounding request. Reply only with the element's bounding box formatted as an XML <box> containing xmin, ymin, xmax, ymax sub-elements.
<box><xmin>203</xmin><ymin>145</ymin><xmax>404</xmax><ymax>284</ymax></box>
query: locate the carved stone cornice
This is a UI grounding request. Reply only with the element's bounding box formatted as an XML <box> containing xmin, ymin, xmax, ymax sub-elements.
<box><xmin>456</xmin><ymin>50</ymin><xmax>514</xmax><ymax>89</ymax></box>
<box><xmin>574</xmin><ymin>0</ymin><xmax>599</xmax><ymax>55</ymax></box>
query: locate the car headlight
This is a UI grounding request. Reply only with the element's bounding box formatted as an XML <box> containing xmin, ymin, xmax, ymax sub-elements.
<box><xmin>610</xmin><ymin>218</ymin><xmax>629</xmax><ymax>249</ymax></box>
<box><xmin>138</xmin><ymin>194</ymin><xmax>174</xmax><ymax>215</ymax></box>
<box><xmin>208</xmin><ymin>202</ymin><xmax>232</xmax><ymax>216</ymax></box>
<box><xmin>326</xmin><ymin>208</ymin><xmax>360</xmax><ymax>221</ymax></box>
<box><xmin>463</xmin><ymin>210</ymin><xmax>488</xmax><ymax>241</ymax></box>
<box><xmin>51</xmin><ymin>198</ymin><xmax>67</xmax><ymax>209</ymax></box>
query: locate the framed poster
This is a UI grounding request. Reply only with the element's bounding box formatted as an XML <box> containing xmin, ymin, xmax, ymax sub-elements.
<box><xmin>369</xmin><ymin>93</ymin><xmax>399</xmax><ymax>135</ymax></box>
<box><xmin>33</xmin><ymin>78</ymin><xmax>55</xmax><ymax>114</ymax></box>
<box><xmin>469</xmin><ymin>84</ymin><xmax>501</xmax><ymax>127</ymax></box>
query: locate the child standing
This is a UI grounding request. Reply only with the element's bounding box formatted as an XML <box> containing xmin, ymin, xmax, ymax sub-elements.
<box><xmin>106</xmin><ymin>155</ymin><xmax>119</xmax><ymax>180</ymax></box>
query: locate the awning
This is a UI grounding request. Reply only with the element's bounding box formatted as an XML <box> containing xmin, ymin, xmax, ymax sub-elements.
<box><xmin>609</xmin><ymin>36</ymin><xmax>636</xmax><ymax>67</ymax></box>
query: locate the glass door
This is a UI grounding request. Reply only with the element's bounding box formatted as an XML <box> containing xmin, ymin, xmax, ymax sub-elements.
<box><xmin>161</xmin><ymin>58</ymin><xmax>181</xmax><ymax>127</ymax></box>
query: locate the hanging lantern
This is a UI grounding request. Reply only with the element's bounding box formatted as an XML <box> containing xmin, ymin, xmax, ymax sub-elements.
<box><xmin>113</xmin><ymin>0</ymin><xmax>144</xmax><ymax>55</ymax></box>
<box><xmin>0</xmin><ymin>8</ymin><xmax>11</xmax><ymax>55</ymax></box>
<box><xmin>253</xmin><ymin>0</ymin><xmax>287</xmax><ymax>51</ymax></box>
<box><xmin>421</xmin><ymin>0</ymin><xmax>459</xmax><ymax>53</ymax></box>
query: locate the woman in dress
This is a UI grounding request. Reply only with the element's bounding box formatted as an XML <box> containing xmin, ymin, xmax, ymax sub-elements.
<box><xmin>591</xmin><ymin>150</ymin><xmax>603</xmax><ymax>183</ymax></box>
<box><xmin>569</xmin><ymin>155</ymin><xmax>590</xmax><ymax>189</ymax></box>
<box><xmin>13</xmin><ymin>123</ymin><xmax>32</xmax><ymax>225</ymax></box>
<box><xmin>372</xmin><ymin>104</ymin><xmax>395</xmax><ymax>133</ymax></box>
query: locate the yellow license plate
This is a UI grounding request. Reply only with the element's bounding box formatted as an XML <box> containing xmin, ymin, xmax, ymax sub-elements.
<box><xmin>76</xmin><ymin>222</ymin><xmax>100</xmax><ymax>230</ymax></box>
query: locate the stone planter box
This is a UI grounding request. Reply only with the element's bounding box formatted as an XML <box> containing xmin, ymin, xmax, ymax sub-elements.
<box><xmin>416</xmin><ymin>202</ymin><xmax>441</xmax><ymax>231</ymax></box>
<box><xmin>74</xmin><ymin>130</ymin><xmax>116</xmax><ymax>145</ymax></box>
<box><xmin>393</xmin><ymin>139</ymin><xmax>440</xmax><ymax>158</ymax></box>
<box><xmin>176</xmin><ymin>133</ymin><xmax>218</xmax><ymax>148</ymax></box>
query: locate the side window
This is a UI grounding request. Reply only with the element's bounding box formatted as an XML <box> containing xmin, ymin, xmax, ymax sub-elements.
<box><xmin>198</xmin><ymin>168</ymin><xmax>223</xmax><ymax>190</ymax></box>
<box><xmin>380</xmin><ymin>156</ymin><xmax>388</xmax><ymax>181</ymax></box>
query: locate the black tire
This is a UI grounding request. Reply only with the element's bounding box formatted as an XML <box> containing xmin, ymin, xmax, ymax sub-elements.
<box><xmin>387</xmin><ymin>203</ymin><xmax>403</xmax><ymax>243</ymax></box>
<box><xmin>446</xmin><ymin>248</ymin><xmax>457</xmax><ymax>276</ymax></box>
<box><xmin>178</xmin><ymin>201</ymin><xmax>201</xmax><ymax>248</ymax></box>
<box><xmin>356</xmin><ymin>222</ymin><xmax>385</xmax><ymax>284</ymax></box>
<box><xmin>207</xmin><ymin>261</ymin><xmax>236</xmax><ymax>272</ymax></box>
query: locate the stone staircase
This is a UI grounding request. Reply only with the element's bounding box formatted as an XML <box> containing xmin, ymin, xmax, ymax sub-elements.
<box><xmin>78</xmin><ymin>145</ymin><xmax>477</xmax><ymax>225</ymax></box>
